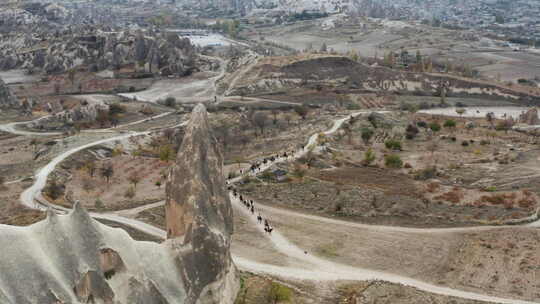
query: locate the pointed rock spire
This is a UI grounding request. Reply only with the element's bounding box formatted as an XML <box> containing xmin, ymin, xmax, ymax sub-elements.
<box><xmin>165</xmin><ymin>104</ymin><xmax>237</xmax><ymax>304</ymax></box>
<box><xmin>165</xmin><ymin>104</ymin><xmax>233</xmax><ymax>240</ymax></box>
<box><xmin>46</xmin><ymin>207</ymin><xmax>58</xmax><ymax>224</ymax></box>
<box><xmin>70</xmin><ymin>200</ymin><xmax>94</xmax><ymax>227</ymax></box>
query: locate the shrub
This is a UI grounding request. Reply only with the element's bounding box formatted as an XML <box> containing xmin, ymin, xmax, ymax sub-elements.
<box><xmin>291</xmin><ymin>164</ymin><xmax>307</xmax><ymax>181</ymax></box>
<box><xmin>405</xmin><ymin>124</ymin><xmax>419</xmax><ymax>140</ymax></box>
<box><xmin>418</xmin><ymin>102</ymin><xmax>430</xmax><ymax>110</ymax></box>
<box><xmin>385</xmin><ymin>139</ymin><xmax>402</xmax><ymax>151</ymax></box>
<box><xmin>495</xmin><ymin>120</ymin><xmax>513</xmax><ymax>132</ymax></box>
<box><xmin>444</xmin><ymin>119</ymin><xmax>457</xmax><ymax>129</ymax></box>
<box><xmin>95</xmin><ymin>198</ymin><xmax>104</xmax><ymax>209</ymax></box>
<box><xmin>429</xmin><ymin>122</ymin><xmax>441</xmax><ymax>132</ymax></box>
<box><xmin>435</xmin><ymin>187</ymin><xmax>463</xmax><ymax>204</ymax></box>
<box><xmin>159</xmin><ymin>145</ymin><xmax>175</xmax><ymax>162</ymax></box>
<box><xmin>267</xmin><ymin>282</ymin><xmax>293</xmax><ymax>303</ymax></box>
<box><xmin>417</xmin><ymin>121</ymin><xmax>427</xmax><ymax>128</ymax></box>
<box><xmin>109</xmin><ymin>103</ymin><xmax>126</xmax><ymax>116</ymax></box>
<box><xmin>164</xmin><ymin>97</ymin><xmax>177</xmax><ymax>107</ymax></box>
<box><xmin>45</xmin><ymin>177</ymin><xmax>64</xmax><ymax>200</ymax></box>
<box><xmin>363</xmin><ymin>148</ymin><xmax>376</xmax><ymax>166</ymax></box>
<box><xmin>484</xmin><ymin>186</ymin><xmax>497</xmax><ymax>192</ymax></box>
<box><xmin>385</xmin><ymin>154</ymin><xmax>403</xmax><ymax>168</ymax></box>
<box><xmin>334</xmin><ymin>201</ymin><xmax>344</xmax><ymax>213</ymax></box>
<box><xmin>361</xmin><ymin>128</ymin><xmax>374</xmax><ymax>145</ymax></box>
<box><xmin>112</xmin><ymin>147</ymin><xmax>124</xmax><ymax>157</ymax></box>
<box><xmin>347</xmin><ymin>103</ymin><xmax>361</xmax><ymax>110</ymax></box>
<box><xmin>124</xmin><ymin>186</ymin><xmax>136</xmax><ymax>199</ymax></box>
<box><xmin>414</xmin><ymin>167</ymin><xmax>437</xmax><ymax>180</ymax></box>
<box><xmin>476</xmin><ymin>193</ymin><xmax>517</xmax><ymax>209</ymax></box>
<box><xmin>294</xmin><ymin>105</ymin><xmax>309</xmax><ymax>119</ymax></box>
<box><xmin>518</xmin><ymin>195</ymin><xmax>536</xmax><ymax>208</ymax></box>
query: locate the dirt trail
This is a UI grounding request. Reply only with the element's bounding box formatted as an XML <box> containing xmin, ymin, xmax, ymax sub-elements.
<box><xmin>7</xmin><ymin>103</ymin><xmax>540</xmax><ymax>303</ymax></box>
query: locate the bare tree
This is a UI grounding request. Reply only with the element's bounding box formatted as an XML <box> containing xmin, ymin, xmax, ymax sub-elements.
<box><xmin>85</xmin><ymin>160</ymin><xmax>96</xmax><ymax>177</ymax></box>
<box><xmin>101</xmin><ymin>163</ymin><xmax>114</xmax><ymax>183</ymax></box>
<box><xmin>271</xmin><ymin>109</ymin><xmax>279</xmax><ymax>125</ymax></box>
<box><xmin>294</xmin><ymin>106</ymin><xmax>309</xmax><ymax>120</ymax></box>
<box><xmin>284</xmin><ymin>114</ymin><xmax>293</xmax><ymax>126</ymax></box>
<box><xmin>82</xmin><ymin>177</ymin><xmax>96</xmax><ymax>194</ymax></box>
<box><xmin>128</xmin><ymin>171</ymin><xmax>142</xmax><ymax>189</ymax></box>
<box><xmin>253</xmin><ymin>112</ymin><xmax>269</xmax><ymax>136</ymax></box>
<box><xmin>215</xmin><ymin>124</ymin><xmax>231</xmax><ymax>151</ymax></box>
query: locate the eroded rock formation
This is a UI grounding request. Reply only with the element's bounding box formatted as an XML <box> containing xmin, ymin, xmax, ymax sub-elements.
<box><xmin>166</xmin><ymin>103</ymin><xmax>237</xmax><ymax>304</ymax></box>
<box><xmin>0</xmin><ymin>78</ymin><xmax>18</xmax><ymax>108</ymax></box>
<box><xmin>0</xmin><ymin>105</ymin><xmax>238</xmax><ymax>304</ymax></box>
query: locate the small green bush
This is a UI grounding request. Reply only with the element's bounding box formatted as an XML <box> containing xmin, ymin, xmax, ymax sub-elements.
<box><xmin>385</xmin><ymin>154</ymin><xmax>403</xmax><ymax>168</ymax></box>
<box><xmin>363</xmin><ymin>148</ymin><xmax>376</xmax><ymax>166</ymax></box>
<box><xmin>414</xmin><ymin>167</ymin><xmax>437</xmax><ymax>180</ymax></box>
<box><xmin>268</xmin><ymin>282</ymin><xmax>293</xmax><ymax>303</ymax></box>
<box><xmin>444</xmin><ymin>119</ymin><xmax>457</xmax><ymax>128</ymax></box>
<box><xmin>385</xmin><ymin>139</ymin><xmax>402</xmax><ymax>151</ymax></box>
<box><xmin>124</xmin><ymin>186</ymin><xmax>136</xmax><ymax>199</ymax></box>
<box><xmin>484</xmin><ymin>186</ymin><xmax>497</xmax><ymax>192</ymax></box>
<box><xmin>94</xmin><ymin>198</ymin><xmax>104</xmax><ymax>209</ymax></box>
<box><xmin>429</xmin><ymin>122</ymin><xmax>441</xmax><ymax>132</ymax></box>
<box><xmin>361</xmin><ymin>128</ymin><xmax>374</xmax><ymax>145</ymax></box>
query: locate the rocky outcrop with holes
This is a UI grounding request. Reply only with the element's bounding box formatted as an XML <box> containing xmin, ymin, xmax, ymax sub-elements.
<box><xmin>0</xmin><ymin>105</ymin><xmax>238</xmax><ymax>303</ymax></box>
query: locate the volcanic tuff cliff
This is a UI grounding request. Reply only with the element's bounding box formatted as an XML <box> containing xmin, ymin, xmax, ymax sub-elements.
<box><xmin>0</xmin><ymin>104</ymin><xmax>238</xmax><ymax>304</ymax></box>
<box><xmin>166</xmin><ymin>104</ymin><xmax>237</xmax><ymax>304</ymax></box>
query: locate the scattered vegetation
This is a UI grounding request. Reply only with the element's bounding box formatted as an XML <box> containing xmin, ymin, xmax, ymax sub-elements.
<box><xmin>385</xmin><ymin>154</ymin><xmax>403</xmax><ymax>168</ymax></box>
<box><xmin>384</xmin><ymin>139</ymin><xmax>402</xmax><ymax>151</ymax></box>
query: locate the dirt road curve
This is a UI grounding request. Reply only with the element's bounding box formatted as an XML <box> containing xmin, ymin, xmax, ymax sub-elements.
<box><xmin>5</xmin><ymin>109</ymin><xmax>540</xmax><ymax>303</ymax></box>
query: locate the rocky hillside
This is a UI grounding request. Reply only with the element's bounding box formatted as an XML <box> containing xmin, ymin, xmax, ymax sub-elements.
<box><xmin>229</xmin><ymin>55</ymin><xmax>540</xmax><ymax>104</ymax></box>
<box><xmin>0</xmin><ymin>105</ymin><xmax>238</xmax><ymax>304</ymax></box>
<box><xmin>0</xmin><ymin>29</ymin><xmax>199</xmax><ymax>76</ymax></box>
<box><xmin>175</xmin><ymin>0</ymin><xmax>356</xmax><ymax>15</ymax></box>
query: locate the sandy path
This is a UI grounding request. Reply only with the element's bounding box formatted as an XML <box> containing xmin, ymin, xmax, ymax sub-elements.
<box><xmin>0</xmin><ymin>111</ymin><xmax>173</xmax><ymax>136</ymax></box>
<box><xmin>7</xmin><ymin>106</ymin><xmax>540</xmax><ymax>303</ymax></box>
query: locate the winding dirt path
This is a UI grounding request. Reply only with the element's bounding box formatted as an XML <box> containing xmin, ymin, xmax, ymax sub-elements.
<box><xmin>5</xmin><ymin>109</ymin><xmax>540</xmax><ymax>303</ymax></box>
